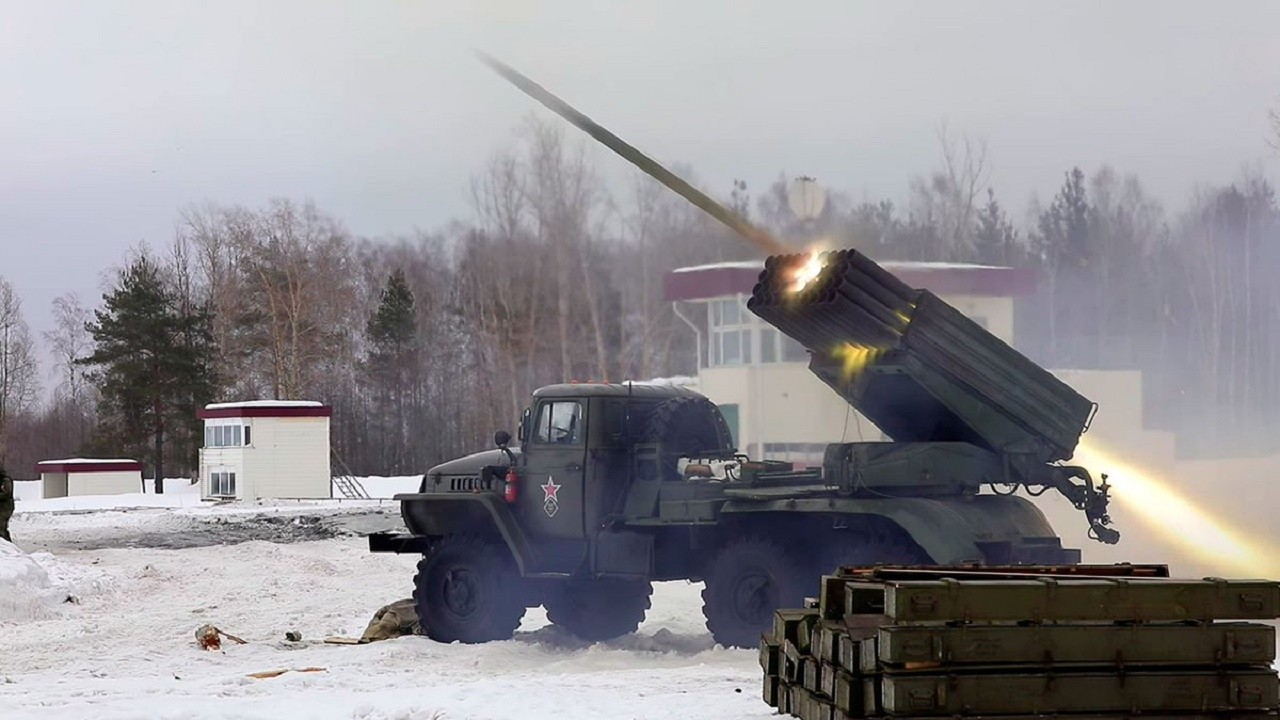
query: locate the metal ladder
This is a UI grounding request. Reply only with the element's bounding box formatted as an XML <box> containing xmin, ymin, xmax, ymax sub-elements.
<box><xmin>332</xmin><ymin>474</ymin><xmax>370</xmax><ymax>499</ymax></box>
<box><xmin>330</xmin><ymin>448</ymin><xmax>370</xmax><ymax>499</ymax></box>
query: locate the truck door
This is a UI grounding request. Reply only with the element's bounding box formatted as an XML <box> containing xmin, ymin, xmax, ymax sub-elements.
<box><xmin>522</xmin><ymin>398</ymin><xmax>587</xmax><ymax>539</ymax></box>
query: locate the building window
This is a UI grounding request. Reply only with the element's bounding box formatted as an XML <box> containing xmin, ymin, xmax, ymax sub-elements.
<box><xmin>707</xmin><ymin>296</ymin><xmax>810</xmax><ymax>366</ymax></box>
<box><xmin>210</xmin><ymin>470</ymin><xmax>236</xmax><ymax>497</ymax></box>
<box><xmin>709</xmin><ymin>297</ymin><xmax>753</xmax><ymax>367</ymax></box>
<box><xmin>204</xmin><ymin>424</ymin><xmax>249</xmax><ymax>448</ymax></box>
<box><xmin>533</xmin><ymin>401</ymin><xmax>583</xmax><ymax>445</ymax></box>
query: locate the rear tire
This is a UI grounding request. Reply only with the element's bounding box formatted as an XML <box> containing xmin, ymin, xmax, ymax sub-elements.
<box><xmin>545</xmin><ymin>578</ymin><xmax>653</xmax><ymax>642</ymax></box>
<box><xmin>413</xmin><ymin>535</ymin><xmax>526</xmax><ymax>644</ymax></box>
<box><xmin>702</xmin><ymin>536</ymin><xmax>809</xmax><ymax>649</ymax></box>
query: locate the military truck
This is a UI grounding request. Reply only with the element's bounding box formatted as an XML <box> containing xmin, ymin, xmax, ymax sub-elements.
<box><xmin>370</xmin><ymin>250</ymin><xmax>1117</xmax><ymax>648</ymax></box>
<box><xmin>367</xmin><ymin>56</ymin><xmax>1119</xmax><ymax>648</ymax></box>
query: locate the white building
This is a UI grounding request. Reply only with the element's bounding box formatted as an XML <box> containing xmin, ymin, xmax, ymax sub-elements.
<box><xmin>36</xmin><ymin>458</ymin><xmax>144</xmax><ymax>498</ymax></box>
<box><xmin>663</xmin><ymin>260</ymin><xmax>1034</xmax><ymax>467</ymax></box>
<box><xmin>197</xmin><ymin>400</ymin><xmax>333</xmax><ymax>501</ymax></box>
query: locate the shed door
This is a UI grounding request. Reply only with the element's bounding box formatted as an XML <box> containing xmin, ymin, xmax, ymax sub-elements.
<box><xmin>44</xmin><ymin>473</ymin><xmax>68</xmax><ymax>499</ymax></box>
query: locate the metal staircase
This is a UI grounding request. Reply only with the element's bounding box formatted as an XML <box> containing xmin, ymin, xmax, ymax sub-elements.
<box><xmin>330</xmin><ymin>448</ymin><xmax>370</xmax><ymax>499</ymax></box>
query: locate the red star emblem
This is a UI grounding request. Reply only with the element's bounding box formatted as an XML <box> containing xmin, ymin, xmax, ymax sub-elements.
<box><xmin>541</xmin><ymin>478</ymin><xmax>560</xmax><ymax>502</ymax></box>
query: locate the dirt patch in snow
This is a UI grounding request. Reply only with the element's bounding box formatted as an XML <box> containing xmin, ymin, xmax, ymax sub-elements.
<box><xmin>12</xmin><ymin>507</ymin><xmax>404</xmax><ymax>552</ymax></box>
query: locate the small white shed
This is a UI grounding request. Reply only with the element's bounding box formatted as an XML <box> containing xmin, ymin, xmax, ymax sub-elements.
<box><xmin>36</xmin><ymin>458</ymin><xmax>145</xmax><ymax>498</ymax></box>
<box><xmin>197</xmin><ymin>400</ymin><xmax>332</xmax><ymax>501</ymax></box>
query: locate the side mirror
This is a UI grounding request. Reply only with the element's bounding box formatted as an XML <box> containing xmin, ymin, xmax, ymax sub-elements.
<box><xmin>517</xmin><ymin>407</ymin><xmax>531</xmax><ymax>443</ymax></box>
<box><xmin>494</xmin><ymin>430</ymin><xmax>512</xmax><ymax>448</ymax></box>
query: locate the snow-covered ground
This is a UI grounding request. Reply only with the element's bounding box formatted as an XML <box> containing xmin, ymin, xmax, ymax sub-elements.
<box><xmin>0</xmin><ymin>501</ymin><xmax>771</xmax><ymax>720</ymax></box>
<box><xmin>16</xmin><ymin>481</ymin><xmax>1270</xmax><ymax>718</ymax></box>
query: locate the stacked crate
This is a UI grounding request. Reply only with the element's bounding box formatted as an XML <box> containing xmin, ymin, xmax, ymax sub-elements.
<box><xmin>760</xmin><ymin>565</ymin><xmax>1280</xmax><ymax>719</ymax></box>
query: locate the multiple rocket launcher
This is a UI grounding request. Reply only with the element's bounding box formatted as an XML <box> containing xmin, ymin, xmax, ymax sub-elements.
<box><xmin>749</xmin><ymin>249</ymin><xmax>1096</xmax><ymax>467</ymax></box>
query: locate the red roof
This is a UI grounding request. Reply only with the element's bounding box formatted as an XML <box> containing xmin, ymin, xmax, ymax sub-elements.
<box><xmin>36</xmin><ymin>460</ymin><xmax>144</xmax><ymax>474</ymax></box>
<box><xmin>663</xmin><ymin>260</ymin><xmax>1037</xmax><ymax>301</ymax></box>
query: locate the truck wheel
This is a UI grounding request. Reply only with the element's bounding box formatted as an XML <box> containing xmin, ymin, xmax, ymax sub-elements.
<box><xmin>545</xmin><ymin>578</ymin><xmax>652</xmax><ymax>642</ymax></box>
<box><xmin>413</xmin><ymin>535</ymin><xmax>526</xmax><ymax>644</ymax></box>
<box><xmin>702</xmin><ymin>537</ymin><xmax>808</xmax><ymax>649</ymax></box>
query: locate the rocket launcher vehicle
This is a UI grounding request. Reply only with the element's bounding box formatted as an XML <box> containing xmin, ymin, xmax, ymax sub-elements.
<box><xmin>749</xmin><ymin>250</ymin><xmax>1118</xmax><ymax>544</ymax></box>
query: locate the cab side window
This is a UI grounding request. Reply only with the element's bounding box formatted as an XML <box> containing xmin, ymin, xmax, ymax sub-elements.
<box><xmin>533</xmin><ymin>401</ymin><xmax>583</xmax><ymax>445</ymax></box>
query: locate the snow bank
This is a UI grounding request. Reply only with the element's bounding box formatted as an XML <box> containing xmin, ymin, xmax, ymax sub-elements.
<box><xmin>13</xmin><ymin>480</ymin><xmax>43</xmax><ymax>502</ymax></box>
<box><xmin>346</xmin><ymin>475</ymin><xmax>423</xmax><ymax>498</ymax></box>
<box><xmin>634</xmin><ymin>375</ymin><xmax>698</xmax><ymax>388</ymax></box>
<box><xmin>17</xmin><ymin>492</ymin><xmax>208</xmax><ymax>513</ymax></box>
<box><xmin>0</xmin><ymin>540</ymin><xmax>111</xmax><ymax>622</ymax></box>
<box><xmin>143</xmin><ymin>477</ymin><xmax>203</xmax><ymax>494</ymax></box>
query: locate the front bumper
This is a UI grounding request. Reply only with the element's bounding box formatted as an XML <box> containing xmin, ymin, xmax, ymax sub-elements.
<box><xmin>368</xmin><ymin>531</ymin><xmax>428</xmax><ymax>554</ymax></box>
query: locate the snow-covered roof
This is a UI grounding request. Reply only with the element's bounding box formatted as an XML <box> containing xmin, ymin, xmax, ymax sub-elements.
<box><xmin>630</xmin><ymin>376</ymin><xmax>699</xmax><ymax>388</ymax></box>
<box><xmin>665</xmin><ymin>256</ymin><xmax>1033</xmax><ymax>301</ymax></box>
<box><xmin>671</xmin><ymin>261</ymin><xmax>763</xmax><ymax>274</ymax></box>
<box><xmin>198</xmin><ymin>400</ymin><xmax>332</xmax><ymax>419</ymax></box>
<box><xmin>204</xmin><ymin>400</ymin><xmax>324</xmax><ymax>410</ymax></box>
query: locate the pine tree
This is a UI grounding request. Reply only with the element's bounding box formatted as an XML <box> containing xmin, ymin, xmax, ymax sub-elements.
<box><xmin>972</xmin><ymin>188</ymin><xmax>1022</xmax><ymax>265</ymax></box>
<box><xmin>1031</xmin><ymin>168</ymin><xmax>1094</xmax><ymax>365</ymax></box>
<box><xmin>1036</xmin><ymin>168</ymin><xmax>1091</xmax><ymax>271</ymax></box>
<box><xmin>80</xmin><ymin>253</ymin><xmax>217</xmax><ymax>492</ymax></box>
<box><xmin>364</xmin><ymin>269</ymin><xmax>418</xmax><ymax>472</ymax></box>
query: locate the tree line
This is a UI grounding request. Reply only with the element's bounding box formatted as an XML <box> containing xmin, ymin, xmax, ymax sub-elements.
<box><xmin>1</xmin><ymin>117</ymin><xmax>1277</xmax><ymax>482</ymax></box>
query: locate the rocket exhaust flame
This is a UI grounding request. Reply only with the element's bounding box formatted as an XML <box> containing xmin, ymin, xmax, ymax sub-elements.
<box><xmin>1072</xmin><ymin>441</ymin><xmax>1279</xmax><ymax>577</ymax></box>
<box><xmin>831</xmin><ymin>342</ymin><xmax>880</xmax><ymax>382</ymax></box>
<box><xmin>788</xmin><ymin>251</ymin><xmax>826</xmax><ymax>294</ymax></box>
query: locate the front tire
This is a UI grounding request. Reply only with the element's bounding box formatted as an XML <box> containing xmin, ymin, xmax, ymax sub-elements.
<box><xmin>545</xmin><ymin>578</ymin><xmax>653</xmax><ymax>642</ymax></box>
<box><xmin>413</xmin><ymin>535</ymin><xmax>526</xmax><ymax>644</ymax></box>
<box><xmin>702</xmin><ymin>537</ymin><xmax>809</xmax><ymax>649</ymax></box>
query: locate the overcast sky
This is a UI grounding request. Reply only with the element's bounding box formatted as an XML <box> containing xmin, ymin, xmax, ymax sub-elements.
<box><xmin>3</xmin><ymin>1</ymin><xmax>1279</xmax><ymax>362</ymax></box>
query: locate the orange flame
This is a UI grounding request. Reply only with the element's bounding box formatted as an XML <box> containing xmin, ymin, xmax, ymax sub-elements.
<box><xmin>787</xmin><ymin>250</ymin><xmax>825</xmax><ymax>294</ymax></box>
<box><xmin>1072</xmin><ymin>441</ymin><xmax>1279</xmax><ymax>577</ymax></box>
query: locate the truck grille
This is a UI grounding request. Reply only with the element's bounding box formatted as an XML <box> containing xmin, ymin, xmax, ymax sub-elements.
<box><xmin>449</xmin><ymin>476</ymin><xmax>495</xmax><ymax>492</ymax></box>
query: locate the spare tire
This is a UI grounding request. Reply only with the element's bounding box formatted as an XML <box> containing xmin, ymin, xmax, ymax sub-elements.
<box><xmin>642</xmin><ymin>397</ymin><xmax>735</xmax><ymax>478</ymax></box>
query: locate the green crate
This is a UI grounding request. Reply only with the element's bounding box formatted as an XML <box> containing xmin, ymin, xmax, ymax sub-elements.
<box><xmin>880</xmin><ymin>669</ymin><xmax>1279</xmax><ymax>716</ymax></box>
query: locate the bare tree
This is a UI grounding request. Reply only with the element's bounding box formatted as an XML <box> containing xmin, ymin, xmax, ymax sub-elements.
<box><xmin>43</xmin><ymin>293</ymin><xmax>94</xmax><ymax>405</ymax></box>
<box><xmin>1269</xmin><ymin>105</ymin><xmax>1280</xmax><ymax>154</ymax></box>
<box><xmin>523</xmin><ymin>117</ymin><xmax>611</xmax><ymax>381</ymax></box>
<box><xmin>0</xmin><ymin>277</ymin><xmax>41</xmax><ymax>451</ymax></box>
<box><xmin>908</xmin><ymin>124</ymin><xmax>989</xmax><ymax>259</ymax></box>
